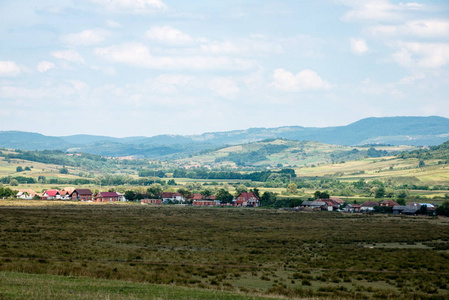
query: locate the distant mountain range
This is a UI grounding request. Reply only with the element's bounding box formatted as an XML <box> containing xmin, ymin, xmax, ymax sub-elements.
<box><xmin>1</xmin><ymin>116</ymin><xmax>448</xmax><ymax>158</ymax></box>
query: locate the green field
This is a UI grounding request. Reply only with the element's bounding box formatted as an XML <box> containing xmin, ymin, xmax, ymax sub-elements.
<box><xmin>1</xmin><ymin>202</ymin><xmax>449</xmax><ymax>299</ymax></box>
<box><xmin>0</xmin><ymin>271</ymin><xmax>276</xmax><ymax>299</ymax></box>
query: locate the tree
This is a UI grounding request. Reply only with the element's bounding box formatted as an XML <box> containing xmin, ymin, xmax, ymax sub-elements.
<box><xmin>200</xmin><ymin>188</ymin><xmax>213</xmax><ymax>198</ymax></box>
<box><xmin>419</xmin><ymin>160</ymin><xmax>426</xmax><ymax>168</ymax></box>
<box><xmin>353</xmin><ymin>179</ymin><xmax>366</xmax><ymax>189</ymax></box>
<box><xmin>261</xmin><ymin>191</ymin><xmax>277</xmax><ymax>206</ymax></box>
<box><xmin>396</xmin><ymin>189</ymin><xmax>409</xmax><ymax>199</ymax></box>
<box><xmin>124</xmin><ymin>190</ymin><xmax>136</xmax><ymax>201</ymax></box>
<box><xmin>0</xmin><ymin>187</ymin><xmax>15</xmax><ymax>198</ymax></box>
<box><xmin>216</xmin><ymin>188</ymin><xmax>233</xmax><ymax>203</ymax></box>
<box><xmin>436</xmin><ymin>201</ymin><xmax>449</xmax><ymax>217</ymax></box>
<box><xmin>177</xmin><ymin>187</ymin><xmax>193</xmax><ymax>200</ymax></box>
<box><xmin>396</xmin><ymin>198</ymin><xmax>406</xmax><ymax>206</ymax></box>
<box><xmin>314</xmin><ymin>190</ymin><xmax>329</xmax><ymax>199</ymax></box>
<box><xmin>16</xmin><ymin>166</ymin><xmax>23</xmax><ymax>172</ymax></box>
<box><xmin>286</xmin><ymin>183</ymin><xmax>298</xmax><ymax>194</ymax></box>
<box><xmin>24</xmin><ymin>166</ymin><xmax>31</xmax><ymax>171</ymax></box>
<box><xmin>235</xmin><ymin>184</ymin><xmax>248</xmax><ymax>196</ymax></box>
<box><xmin>59</xmin><ymin>167</ymin><xmax>69</xmax><ymax>174</ymax></box>
<box><xmin>147</xmin><ymin>183</ymin><xmax>163</xmax><ymax>198</ymax></box>
<box><xmin>375</xmin><ymin>187</ymin><xmax>386</xmax><ymax>198</ymax></box>
<box><xmin>10</xmin><ymin>179</ymin><xmax>18</xmax><ymax>186</ymax></box>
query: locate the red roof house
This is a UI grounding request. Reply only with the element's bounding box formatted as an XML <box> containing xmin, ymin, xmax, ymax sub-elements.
<box><xmin>234</xmin><ymin>192</ymin><xmax>260</xmax><ymax>207</ymax></box>
<box><xmin>379</xmin><ymin>200</ymin><xmax>399</xmax><ymax>207</ymax></box>
<box><xmin>42</xmin><ymin>190</ymin><xmax>60</xmax><ymax>200</ymax></box>
<box><xmin>94</xmin><ymin>192</ymin><xmax>120</xmax><ymax>202</ymax></box>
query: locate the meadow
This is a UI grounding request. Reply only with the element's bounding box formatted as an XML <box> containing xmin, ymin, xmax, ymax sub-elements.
<box><xmin>1</xmin><ymin>201</ymin><xmax>449</xmax><ymax>299</ymax></box>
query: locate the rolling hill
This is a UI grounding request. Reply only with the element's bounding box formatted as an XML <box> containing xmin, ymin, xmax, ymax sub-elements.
<box><xmin>0</xmin><ymin>116</ymin><xmax>447</xmax><ymax>158</ymax></box>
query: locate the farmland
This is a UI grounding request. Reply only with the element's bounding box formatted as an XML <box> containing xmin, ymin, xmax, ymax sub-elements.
<box><xmin>1</xmin><ymin>202</ymin><xmax>449</xmax><ymax>299</ymax></box>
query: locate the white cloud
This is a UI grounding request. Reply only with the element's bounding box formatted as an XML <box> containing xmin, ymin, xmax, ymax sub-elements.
<box><xmin>350</xmin><ymin>38</ymin><xmax>369</xmax><ymax>55</ymax></box>
<box><xmin>392</xmin><ymin>42</ymin><xmax>449</xmax><ymax>69</ymax></box>
<box><xmin>37</xmin><ymin>61</ymin><xmax>55</xmax><ymax>73</ymax></box>
<box><xmin>94</xmin><ymin>43</ymin><xmax>255</xmax><ymax>70</ymax></box>
<box><xmin>50</xmin><ymin>49</ymin><xmax>85</xmax><ymax>64</ymax></box>
<box><xmin>0</xmin><ymin>61</ymin><xmax>21</xmax><ymax>77</ymax></box>
<box><xmin>208</xmin><ymin>78</ymin><xmax>240</xmax><ymax>97</ymax></box>
<box><xmin>200</xmin><ymin>41</ymin><xmax>241</xmax><ymax>55</ymax></box>
<box><xmin>147</xmin><ymin>74</ymin><xmax>195</xmax><ymax>94</ymax></box>
<box><xmin>61</xmin><ymin>29</ymin><xmax>110</xmax><ymax>46</ymax></box>
<box><xmin>145</xmin><ymin>26</ymin><xmax>193</xmax><ymax>45</ymax></box>
<box><xmin>89</xmin><ymin>0</ymin><xmax>167</xmax><ymax>13</ymax></box>
<box><xmin>369</xmin><ymin>20</ymin><xmax>449</xmax><ymax>38</ymax></box>
<box><xmin>398</xmin><ymin>2</ymin><xmax>423</xmax><ymax>10</ymax></box>
<box><xmin>340</xmin><ymin>0</ymin><xmax>426</xmax><ymax>22</ymax></box>
<box><xmin>340</xmin><ymin>0</ymin><xmax>401</xmax><ymax>22</ymax></box>
<box><xmin>105</xmin><ymin>20</ymin><xmax>122</xmax><ymax>28</ymax></box>
<box><xmin>271</xmin><ymin>68</ymin><xmax>332</xmax><ymax>92</ymax></box>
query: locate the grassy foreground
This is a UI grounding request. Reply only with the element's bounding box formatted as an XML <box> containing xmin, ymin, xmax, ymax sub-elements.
<box><xmin>0</xmin><ymin>271</ymin><xmax>275</xmax><ymax>299</ymax></box>
<box><xmin>1</xmin><ymin>202</ymin><xmax>449</xmax><ymax>299</ymax></box>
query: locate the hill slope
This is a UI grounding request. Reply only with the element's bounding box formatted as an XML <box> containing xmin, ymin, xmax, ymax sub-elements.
<box><xmin>0</xmin><ymin>116</ymin><xmax>447</xmax><ymax>157</ymax></box>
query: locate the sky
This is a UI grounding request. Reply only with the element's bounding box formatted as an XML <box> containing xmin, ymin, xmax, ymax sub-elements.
<box><xmin>0</xmin><ymin>0</ymin><xmax>448</xmax><ymax>137</ymax></box>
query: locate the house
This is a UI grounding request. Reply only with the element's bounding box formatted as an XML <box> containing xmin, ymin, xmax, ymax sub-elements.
<box><xmin>70</xmin><ymin>189</ymin><xmax>93</xmax><ymax>201</ymax></box>
<box><xmin>16</xmin><ymin>189</ymin><xmax>37</xmax><ymax>199</ymax></box>
<box><xmin>393</xmin><ymin>205</ymin><xmax>420</xmax><ymax>215</ymax></box>
<box><xmin>141</xmin><ymin>199</ymin><xmax>162</xmax><ymax>205</ymax></box>
<box><xmin>300</xmin><ymin>201</ymin><xmax>327</xmax><ymax>211</ymax></box>
<box><xmin>319</xmin><ymin>199</ymin><xmax>342</xmax><ymax>211</ymax></box>
<box><xmin>117</xmin><ymin>192</ymin><xmax>127</xmax><ymax>202</ymax></box>
<box><xmin>234</xmin><ymin>192</ymin><xmax>260</xmax><ymax>207</ymax></box>
<box><xmin>161</xmin><ymin>192</ymin><xmax>185</xmax><ymax>203</ymax></box>
<box><xmin>61</xmin><ymin>187</ymin><xmax>75</xmax><ymax>194</ymax></box>
<box><xmin>94</xmin><ymin>192</ymin><xmax>120</xmax><ymax>202</ymax></box>
<box><xmin>192</xmin><ymin>200</ymin><xmax>220</xmax><ymax>206</ymax></box>
<box><xmin>42</xmin><ymin>190</ymin><xmax>60</xmax><ymax>200</ymax></box>
<box><xmin>379</xmin><ymin>200</ymin><xmax>399</xmax><ymax>207</ymax></box>
<box><xmin>330</xmin><ymin>197</ymin><xmax>345</xmax><ymax>205</ymax></box>
<box><xmin>191</xmin><ymin>194</ymin><xmax>203</xmax><ymax>201</ymax></box>
<box><xmin>344</xmin><ymin>204</ymin><xmax>361</xmax><ymax>213</ymax></box>
<box><xmin>58</xmin><ymin>190</ymin><xmax>70</xmax><ymax>200</ymax></box>
<box><xmin>360</xmin><ymin>201</ymin><xmax>379</xmax><ymax>212</ymax></box>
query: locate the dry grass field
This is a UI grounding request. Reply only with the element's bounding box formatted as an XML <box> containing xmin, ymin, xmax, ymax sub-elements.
<box><xmin>1</xmin><ymin>201</ymin><xmax>449</xmax><ymax>299</ymax></box>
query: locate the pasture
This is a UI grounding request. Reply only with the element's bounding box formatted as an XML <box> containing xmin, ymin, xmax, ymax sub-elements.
<box><xmin>1</xmin><ymin>202</ymin><xmax>449</xmax><ymax>299</ymax></box>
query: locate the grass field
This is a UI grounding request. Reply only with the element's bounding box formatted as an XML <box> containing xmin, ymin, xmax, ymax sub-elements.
<box><xmin>294</xmin><ymin>156</ymin><xmax>449</xmax><ymax>185</ymax></box>
<box><xmin>1</xmin><ymin>201</ymin><xmax>449</xmax><ymax>299</ymax></box>
<box><xmin>0</xmin><ymin>271</ymin><xmax>278</xmax><ymax>299</ymax></box>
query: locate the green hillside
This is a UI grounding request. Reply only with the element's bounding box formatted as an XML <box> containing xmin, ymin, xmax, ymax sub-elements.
<box><xmin>177</xmin><ymin>139</ymin><xmax>416</xmax><ymax>168</ymax></box>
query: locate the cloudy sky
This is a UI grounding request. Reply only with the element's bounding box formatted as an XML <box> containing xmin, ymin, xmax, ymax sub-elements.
<box><xmin>1</xmin><ymin>0</ymin><xmax>448</xmax><ymax>137</ymax></box>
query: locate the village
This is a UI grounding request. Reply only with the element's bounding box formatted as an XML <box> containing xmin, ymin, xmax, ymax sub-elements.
<box><xmin>14</xmin><ymin>187</ymin><xmax>438</xmax><ymax>215</ymax></box>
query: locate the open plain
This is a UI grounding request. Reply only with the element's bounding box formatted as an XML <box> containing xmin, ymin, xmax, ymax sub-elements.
<box><xmin>1</xmin><ymin>201</ymin><xmax>449</xmax><ymax>299</ymax></box>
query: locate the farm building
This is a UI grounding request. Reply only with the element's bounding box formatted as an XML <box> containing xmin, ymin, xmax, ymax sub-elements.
<box><xmin>192</xmin><ymin>200</ymin><xmax>220</xmax><ymax>206</ymax></box>
<box><xmin>300</xmin><ymin>201</ymin><xmax>327</xmax><ymax>211</ymax></box>
<box><xmin>344</xmin><ymin>204</ymin><xmax>361</xmax><ymax>213</ymax></box>
<box><xmin>141</xmin><ymin>199</ymin><xmax>162</xmax><ymax>205</ymax></box>
<box><xmin>94</xmin><ymin>192</ymin><xmax>120</xmax><ymax>202</ymax></box>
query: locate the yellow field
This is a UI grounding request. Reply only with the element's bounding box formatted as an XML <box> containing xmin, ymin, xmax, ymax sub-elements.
<box><xmin>294</xmin><ymin>156</ymin><xmax>449</xmax><ymax>185</ymax></box>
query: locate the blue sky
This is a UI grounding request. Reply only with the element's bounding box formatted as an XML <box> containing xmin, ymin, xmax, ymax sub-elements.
<box><xmin>0</xmin><ymin>0</ymin><xmax>448</xmax><ymax>137</ymax></box>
